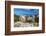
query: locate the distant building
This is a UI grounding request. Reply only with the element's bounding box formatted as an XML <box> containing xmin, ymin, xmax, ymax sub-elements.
<box><xmin>19</xmin><ymin>15</ymin><xmax>34</xmax><ymax>23</ymax></box>
<box><xmin>19</xmin><ymin>15</ymin><xmax>26</xmax><ymax>23</ymax></box>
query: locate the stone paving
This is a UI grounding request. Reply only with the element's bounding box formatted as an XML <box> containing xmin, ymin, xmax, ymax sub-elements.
<box><xmin>14</xmin><ymin>22</ymin><xmax>38</xmax><ymax>27</ymax></box>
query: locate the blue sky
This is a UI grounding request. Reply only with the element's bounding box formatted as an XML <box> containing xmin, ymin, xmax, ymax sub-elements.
<box><xmin>14</xmin><ymin>8</ymin><xmax>39</xmax><ymax>15</ymax></box>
